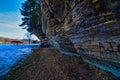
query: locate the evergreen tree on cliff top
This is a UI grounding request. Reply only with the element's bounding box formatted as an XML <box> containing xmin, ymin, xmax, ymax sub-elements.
<box><xmin>20</xmin><ymin>0</ymin><xmax>46</xmax><ymax>39</ymax></box>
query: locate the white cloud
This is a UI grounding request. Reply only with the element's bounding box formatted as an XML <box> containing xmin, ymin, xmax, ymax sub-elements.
<box><xmin>0</xmin><ymin>11</ymin><xmax>27</xmax><ymax>39</ymax></box>
<box><xmin>0</xmin><ymin>23</ymin><xmax>18</xmax><ymax>28</ymax></box>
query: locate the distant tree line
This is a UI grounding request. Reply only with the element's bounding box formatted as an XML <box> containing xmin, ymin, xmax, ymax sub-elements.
<box><xmin>0</xmin><ymin>37</ymin><xmax>10</xmax><ymax>43</ymax></box>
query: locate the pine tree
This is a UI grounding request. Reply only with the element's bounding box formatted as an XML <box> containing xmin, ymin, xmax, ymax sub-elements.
<box><xmin>20</xmin><ymin>0</ymin><xmax>45</xmax><ymax>39</ymax></box>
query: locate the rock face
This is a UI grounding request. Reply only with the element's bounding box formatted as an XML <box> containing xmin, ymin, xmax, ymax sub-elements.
<box><xmin>40</xmin><ymin>0</ymin><xmax>120</xmax><ymax>62</ymax></box>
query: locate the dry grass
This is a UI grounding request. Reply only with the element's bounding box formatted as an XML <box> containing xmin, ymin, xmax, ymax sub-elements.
<box><xmin>5</xmin><ymin>48</ymin><xmax>117</xmax><ymax>80</ymax></box>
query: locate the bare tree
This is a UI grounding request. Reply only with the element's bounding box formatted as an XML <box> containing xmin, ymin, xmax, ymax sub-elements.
<box><xmin>25</xmin><ymin>32</ymin><xmax>32</xmax><ymax>44</ymax></box>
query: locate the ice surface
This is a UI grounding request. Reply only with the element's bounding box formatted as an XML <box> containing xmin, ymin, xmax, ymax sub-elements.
<box><xmin>0</xmin><ymin>44</ymin><xmax>40</xmax><ymax>77</ymax></box>
<box><xmin>60</xmin><ymin>50</ymin><xmax>120</xmax><ymax>77</ymax></box>
<box><xmin>84</xmin><ymin>59</ymin><xmax>120</xmax><ymax>77</ymax></box>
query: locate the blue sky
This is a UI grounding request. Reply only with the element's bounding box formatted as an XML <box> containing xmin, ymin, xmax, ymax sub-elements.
<box><xmin>0</xmin><ymin>0</ymin><xmax>38</xmax><ymax>39</ymax></box>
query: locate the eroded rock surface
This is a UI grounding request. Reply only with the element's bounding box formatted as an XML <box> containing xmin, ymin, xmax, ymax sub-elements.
<box><xmin>40</xmin><ymin>0</ymin><xmax>120</xmax><ymax>62</ymax></box>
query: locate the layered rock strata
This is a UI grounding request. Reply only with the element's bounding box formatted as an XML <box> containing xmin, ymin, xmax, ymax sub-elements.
<box><xmin>40</xmin><ymin>0</ymin><xmax>120</xmax><ymax>62</ymax></box>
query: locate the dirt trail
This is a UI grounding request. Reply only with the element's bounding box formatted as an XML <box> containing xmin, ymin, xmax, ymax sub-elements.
<box><xmin>5</xmin><ymin>48</ymin><xmax>117</xmax><ymax>80</ymax></box>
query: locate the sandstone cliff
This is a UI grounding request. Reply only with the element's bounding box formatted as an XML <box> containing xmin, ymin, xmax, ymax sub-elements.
<box><xmin>40</xmin><ymin>0</ymin><xmax>120</xmax><ymax>62</ymax></box>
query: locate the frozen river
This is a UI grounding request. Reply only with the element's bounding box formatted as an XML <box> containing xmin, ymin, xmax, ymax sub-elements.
<box><xmin>0</xmin><ymin>44</ymin><xmax>40</xmax><ymax>78</ymax></box>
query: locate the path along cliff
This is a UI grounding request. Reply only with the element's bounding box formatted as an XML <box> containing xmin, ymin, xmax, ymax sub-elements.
<box><xmin>5</xmin><ymin>48</ymin><xmax>118</xmax><ymax>80</ymax></box>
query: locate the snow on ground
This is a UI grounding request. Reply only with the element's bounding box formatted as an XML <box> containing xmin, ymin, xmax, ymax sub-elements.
<box><xmin>60</xmin><ymin>50</ymin><xmax>80</xmax><ymax>57</ymax></box>
<box><xmin>60</xmin><ymin>50</ymin><xmax>120</xmax><ymax>77</ymax></box>
<box><xmin>84</xmin><ymin>59</ymin><xmax>120</xmax><ymax>77</ymax></box>
<box><xmin>0</xmin><ymin>43</ymin><xmax>119</xmax><ymax>78</ymax></box>
<box><xmin>0</xmin><ymin>44</ymin><xmax>40</xmax><ymax>77</ymax></box>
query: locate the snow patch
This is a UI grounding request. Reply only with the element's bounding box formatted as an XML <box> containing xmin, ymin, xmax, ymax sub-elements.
<box><xmin>0</xmin><ymin>44</ymin><xmax>40</xmax><ymax>77</ymax></box>
<box><xmin>84</xmin><ymin>59</ymin><xmax>120</xmax><ymax>77</ymax></box>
